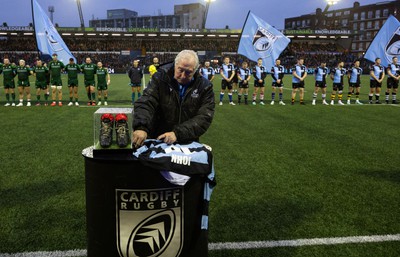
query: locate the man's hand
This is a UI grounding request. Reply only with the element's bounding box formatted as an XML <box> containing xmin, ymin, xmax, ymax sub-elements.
<box><xmin>132</xmin><ymin>130</ymin><xmax>147</xmax><ymax>148</ymax></box>
<box><xmin>157</xmin><ymin>132</ymin><xmax>177</xmax><ymax>144</ymax></box>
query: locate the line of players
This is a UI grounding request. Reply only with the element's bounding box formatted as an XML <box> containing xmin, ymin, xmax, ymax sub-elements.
<box><xmin>0</xmin><ymin>54</ymin><xmax>110</xmax><ymax>107</ymax></box>
<box><xmin>199</xmin><ymin>56</ymin><xmax>400</xmax><ymax>106</ymax></box>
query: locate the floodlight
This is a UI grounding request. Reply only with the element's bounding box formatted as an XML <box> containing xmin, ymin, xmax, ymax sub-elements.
<box><xmin>326</xmin><ymin>0</ymin><xmax>340</xmax><ymax>5</ymax></box>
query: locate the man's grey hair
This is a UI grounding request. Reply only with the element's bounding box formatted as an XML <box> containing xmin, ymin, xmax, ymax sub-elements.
<box><xmin>175</xmin><ymin>50</ymin><xmax>200</xmax><ymax>71</ymax></box>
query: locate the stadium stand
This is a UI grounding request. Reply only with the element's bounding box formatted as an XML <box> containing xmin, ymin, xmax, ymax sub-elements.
<box><xmin>0</xmin><ymin>34</ymin><xmax>369</xmax><ymax>73</ymax></box>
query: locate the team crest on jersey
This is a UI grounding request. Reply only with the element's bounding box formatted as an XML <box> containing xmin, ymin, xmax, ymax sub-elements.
<box><xmin>252</xmin><ymin>26</ymin><xmax>277</xmax><ymax>58</ymax></box>
<box><xmin>385</xmin><ymin>26</ymin><xmax>400</xmax><ymax>64</ymax></box>
<box><xmin>191</xmin><ymin>89</ymin><xmax>199</xmax><ymax>98</ymax></box>
<box><xmin>116</xmin><ymin>188</ymin><xmax>183</xmax><ymax>257</ymax></box>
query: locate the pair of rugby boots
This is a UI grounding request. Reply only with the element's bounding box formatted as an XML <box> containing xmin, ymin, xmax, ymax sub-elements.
<box><xmin>99</xmin><ymin>113</ymin><xmax>130</xmax><ymax>148</ymax></box>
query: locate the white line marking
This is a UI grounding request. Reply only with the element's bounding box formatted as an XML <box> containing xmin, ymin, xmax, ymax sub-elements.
<box><xmin>0</xmin><ymin>249</ymin><xmax>86</xmax><ymax>257</ymax></box>
<box><xmin>1</xmin><ymin>234</ymin><xmax>399</xmax><ymax>256</ymax></box>
<box><xmin>209</xmin><ymin>234</ymin><xmax>400</xmax><ymax>250</ymax></box>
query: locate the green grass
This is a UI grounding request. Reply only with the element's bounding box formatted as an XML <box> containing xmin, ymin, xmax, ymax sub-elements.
<box><xmin>0</xmin><ymin>74</ymin><xmax>399</xmax><ymax>256</ymax></box>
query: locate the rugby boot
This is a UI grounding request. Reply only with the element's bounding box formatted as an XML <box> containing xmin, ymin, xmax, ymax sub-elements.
<box><xmin>115</xmin><ymin>113</ymin><xmax>130</xmax><ymax>147</ymax></box>
<box><xmin>99</xmin><ymin>113</ymin><xmax>114</xmax><ymax>148</ymax></box>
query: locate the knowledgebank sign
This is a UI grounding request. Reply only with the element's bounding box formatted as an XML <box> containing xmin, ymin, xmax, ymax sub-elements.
<box><xmin>116</xmin><ymin>188</ymin><xmax>184</xmax><ymax>257</ymax></box>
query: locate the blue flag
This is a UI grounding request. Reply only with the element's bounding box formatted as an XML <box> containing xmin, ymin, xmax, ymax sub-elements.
<box><xmin>364</xmin><ymin>15</ymin><xmax>400</xmax><ymax>67</ymax></box>
<box><xmin>238</xmin><ymin>12</ymin><xmax>290</xmax><ymax>71</ymax></box>
<box><xmin>32</xmin><ymin>0</ymin><xmax>75</xmax><ymax>63</ymax></box>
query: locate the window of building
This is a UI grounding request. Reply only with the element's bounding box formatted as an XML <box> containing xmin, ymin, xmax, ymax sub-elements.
<box><xmin>360</xmin><ymin>12</ymin><xmax>365</xmax><ymax>20</ymax></box>
<box><xmin>366</xmin><ymin>42</ymin><xmax>370</xmax><ymax>50</ymax></box>
<box><xmin>367</xmin><ymin>21</ymin><xmax>372</xmax><ymax>29</ymax></box>
<box><xmin>366</xmin><ymin>31</ymin><xmax>371</xmax><ymax>39</ymax></box>
<box><xmin>307</xmin><ymin>19</ymin><xmax>311</xmax><ymax>25</ymax></box>
<box><xmin>292</xmin><ymin>21</ymin><xmax>296</xmax><ymax>28</ymax></box>
<box><xmin>354</xmin><ymin>13</ymin><xmax>358</xmax><ymax>20</ymax></box>
<box><xmin>359</xmin><ymin>42</ymin><xmax>364</xmax><ymax>51</ymax></box>
<box><xmin>352</xmin><ymin>42</ymin><xmax>357</xmax><ymax>50</ymax></box>
<box><xmin>375</xmin><ymin>10</ymin><xmax>380</xmax><ymax>18</ymax></box>
<box><xmin>336</xmin><ymin>11</ymin><xmax>342</xmax><ymax>16</ymax></box>
<box><xmin>374</xmin><ymin>20</ymin><xmax>380</xmax><ymax>29</ymax></box>
<box><xmin>359</xmin><ymin>34</ymin><xmax>364</xmax><ymax>41</ymax></box>
<box><xmin>344</xmin><ymin>10</ymin><xmax>350</xmax><ymax>15</ymax></box>
<box><xmin>302</xmin><ymin>20</ymin><xmax>306</xmax><ymax>27</ymax></box>
<box><xmin>353</xmin><ymin>22</ymin><xmax>358</xmax><ymax>30</ymax></box>
<box><xmin>383</xmin><ymin>9</ymin><xmax>389</xmax><ymax>17</ymax></box>
<box><xmin>368</xmin><ymin>11</ymin><xmax>373</xmax><ymax>19</ymax></box>
<box><xmin>342</xmin><ymin>19</ymin><xmax>348</xmax><ymax>26</ymax></box>
<box><xmin>297</xmin><ymin>20</ymin><xmax>301</xmax><ymax>26</ymax></box>
<box><xmin>326</xmin><ymin>12</ymin><xmax>333</xmax><ymax>17</ymax></box>
<box><xmin>360</xmin><ymin>22</ymin><xmax>365</xmax><ymax>30</ymax></box>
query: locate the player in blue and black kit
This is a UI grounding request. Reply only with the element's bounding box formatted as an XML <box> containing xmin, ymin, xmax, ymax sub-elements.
<box><xmin>219</xmin><ymin>56</ymin><xmax>235</xmax><ymax>105</ymax></box>
<box><xmin>270</xmin><ymin>59</ymin><xmax>285</xmax><ymax>105</ymax></box>
<box><xmin>199</xmin><ymin>61</ymin><xmax>215</xmax><ymax>83</ymax></box>
<box><xmin>237</xmin><ymin>61</ymin><xmax>251</xmax><ymax>105</ymax></box>
<box><xmin>369</xmin><ymin>57</ymin><xmax>385</xmax><ymax>104</ymax></box>
<box><xmin>347</xmin><ymin>60</ymin><xmax>363</xmax><ymax>105</ymax></box>
<box><xmin>291</xmin><ymin>58</ymin><xmax>307</xmax><ymax>105</ymax></box>
<box><xmin>312</xmin><ymin>62</ymin><xmax>329</xmax><ymax>105</ymax></box>
<box><xmin>252</xmin><ymin>58</ymin><xmax>267</xmax><ymax>105</ymax></box>
<box><xmin>330</xmin><ymin>61</ymin><xmax>346</xmax><ymax>105</ymax></box>
<box><xmin>385</xmin><ymin>56</ymin><xmax>400</xmax><ymax>104</ymax></box>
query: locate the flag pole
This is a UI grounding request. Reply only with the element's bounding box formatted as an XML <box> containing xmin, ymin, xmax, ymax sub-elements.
<box><xmin>237</xmin><ymin>11</ymin><xmax>251</xmax><ymax>54</ymax></box>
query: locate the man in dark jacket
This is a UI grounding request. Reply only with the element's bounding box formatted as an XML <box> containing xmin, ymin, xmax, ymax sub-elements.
<box><xmin>132</xmin><ymin>50</ymin><xmax>215</xmax><ymax>147</ymax></box>
<box><xmin>127</xmin><ymin>60</ymin><xmax>143</xmax><ymax>104</ymax></box>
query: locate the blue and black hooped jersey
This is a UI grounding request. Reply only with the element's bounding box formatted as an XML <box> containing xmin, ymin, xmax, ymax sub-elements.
<box><xmin>220</xmin><ymin>63</ymin><xmax>235</xmax><ymax>80</ymax></box>
<box><xmin>314</xmin><ymin>66</ymin><xmax>328</xmax><ymax>83</ymax></box>
<box><xmin>331</xmin><ymin>67</ymin><xmax>346</xmax><ymax>84</ymax></box>
<box><xmin>271</xmin><ymin>65</ymin><xmax>285</xmax><ymax>82</ymax></box>
<box><xmin>133</xmin><ymin>139</ymin><xmax>216</xmax><ymax>231</ymax></box>
<box><xmin>292</xmin><ymin>64</ymin><xmax>307</xmax><ymax>83</ymax></box>
<box><xmin>238</xmin><ymin>67</ymin><xmax>251</xmax><ymax>81</ymax></box>
<box><xmin>348</xmin><ymin>67</ymin><xmax>363</xmax><ymax>84</ymax></box>
<box><xmin>200</xmin><ymin>67</ymin><xmax>215</xmax><ymax>81</ymax></box>
<box><xmin>253</xmin><ymin>65</ymin><xmax>267</xmax><ymax>81</ymax></box>
<box><xmin>370</xmin><ymin>64</ymin><xmax>384</xmax><ymax>80</ymax></box>
<box><xmin>388</xmin><ymin>63</ymin><xmax>400</xmax><ymax>77</ymax></box>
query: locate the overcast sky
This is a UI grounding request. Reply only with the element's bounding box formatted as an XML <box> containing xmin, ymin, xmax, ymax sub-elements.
<box><xmin>0</xmin><ymin>0</ymin><xmax>384</xmax><ymax>29</ymax></box>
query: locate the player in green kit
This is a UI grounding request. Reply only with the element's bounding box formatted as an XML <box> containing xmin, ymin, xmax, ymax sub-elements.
<box><xmin>16</xmin><ymin>59</ymin><xmax>33</xmax><ymax>107</ymax></box>
<box><xmin>48</xmin><ymin>53</ymin><xmax>65</xmax><ymax>106</ymax></box>
<box><xmin>81</xmin><ymin>57</ymin><xmax>97</xmax><ymax>106</ymax></box>
<box><xmin>65</xmin><ymin>58</ymin><xmax>81</xmax><ymax>106</ymax></box>
<box><xmin>32</xmin><ymin>59</ymin><xmax>49</xmax><ymax>106</ymax></box>
<box><xmin>0</xmin><ymin>58</ymin><xmax>17</xmax><ymax>106</ymax></box>
<box><xmin>96</xmin><ymin>61</ymin><xmax>110</xmax><ymax>106</ymax></box>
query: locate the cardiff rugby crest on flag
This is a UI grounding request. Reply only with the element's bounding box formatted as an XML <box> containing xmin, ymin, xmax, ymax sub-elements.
<box><xmin>238</xmin><ymin>11</ymin><xmax>290</xmax><ymax>71</ymax></box>
<box><xmin>252</xmin><ymin>26</ymin><xmax>277</xmax><ymax>59</ymax></box>
<box><xmin>386</xmin><ymin>26</ymin><xmax>400</xmax><ymax>61</ymax></box>
<box><xmin>116</xmin><ymin>188</ymin><xmax>183</xmax><ymax>257</ymax></box>
<box><xmin>365</xmin><ymin>15</ymin><xmax>400</xmax><ymax>67</ymax></box>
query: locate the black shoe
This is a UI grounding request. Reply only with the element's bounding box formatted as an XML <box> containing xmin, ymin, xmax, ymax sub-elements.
<box><xmin>115</xmin><ymin>113</ymin><xmax>130</xmax><ymax>147</ymax></box>
<box><xmin>375</xmin><ymin>101</ymin><xmax>381</xmax><ymax>104</ymax></box>
<box><xmin>300</xmin><ymin>102</ymin><xmax>306</xmax><ymax>105</ymax></box>
<box><xmin>100</xmin><ymin>113</ymin><xmax>114</xmax><ymax>148</ymax></box>
<box><xmin>392</xmin><ymin>100</ymin><xmax>398</xmax><ymax>104</ymax></box>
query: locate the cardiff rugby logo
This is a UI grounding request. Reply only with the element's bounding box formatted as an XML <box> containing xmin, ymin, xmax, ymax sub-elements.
<box><xmin>116</xmin><ymin>188</ymin><xmax>183</xmax><ymax>257</ymax></box>
<box><xmin>252</xmin><ymin>26</ymin><xmax>277</xmax><ymax>58</ymax></box>
<box><xmin>385</xmin><ymin>26</ymin><xmax>400</xmax><ymax>64</ymax></box>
